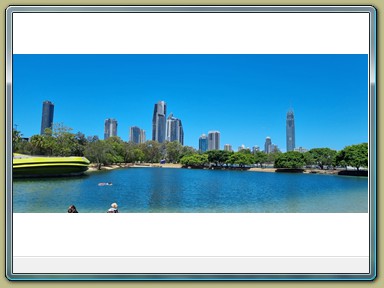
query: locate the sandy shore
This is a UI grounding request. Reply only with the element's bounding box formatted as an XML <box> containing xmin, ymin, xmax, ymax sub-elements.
<box><xmin>87</xmin><ymin>163</ymin><xmax>182</xmax><ymax>172</ymax></box>
<box><xmin>87</xmin><ymin>163</ymin><xmax>342</xmax><ymax>176</ymax></box>
<box><xmin>249</xmin><ymin>167</ymin><xmax>340</xmax><ymax>175</ymax></box>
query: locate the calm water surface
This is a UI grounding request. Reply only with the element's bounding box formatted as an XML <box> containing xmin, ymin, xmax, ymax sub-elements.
<box><xmin>13</xmin><ymin>168</ymin><xmax>368</xmax><ymax>213</ymax></box>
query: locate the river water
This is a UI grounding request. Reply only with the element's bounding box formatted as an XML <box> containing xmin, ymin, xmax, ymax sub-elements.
<box><xmin>12</xmin><ymin>167</ymin><xmax>368</xmax><ymax>213</ymax></box>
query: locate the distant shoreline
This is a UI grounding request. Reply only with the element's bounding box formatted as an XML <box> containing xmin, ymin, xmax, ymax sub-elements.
<box><xmin>87</xmin><ymin>163</ymin><xmax>366</xmax><ymax>176</ymax></box>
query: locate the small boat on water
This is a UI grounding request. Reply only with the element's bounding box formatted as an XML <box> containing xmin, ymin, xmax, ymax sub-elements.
<box><xmin>13</xmin><ymin>154</ymin><xmax>90</xmax><ymax>178</ymax></box>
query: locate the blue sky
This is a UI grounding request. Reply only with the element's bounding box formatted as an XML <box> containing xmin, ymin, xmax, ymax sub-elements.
<box><xmin>13</xmin><ymin>54</ymin><xmax>368</xmax><ymax>152</ymax></box>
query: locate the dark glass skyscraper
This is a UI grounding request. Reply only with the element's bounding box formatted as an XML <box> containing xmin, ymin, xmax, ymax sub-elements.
<box><xmin>264</xmin><ymin>136</ymin><xmax>272</xmax><ymax>153</ymax></box>
<box><xmin>199</xmin><ymin>134</ymin><xmax>208</xmax><ymax>152</ymax></box>
<box><xmin>40</xmin><ymin>100</ymin><xmax>54</xmax><ymax>135</ymax></box>
<box><xmin>104</xmin><ymin>118</ymin><xmax>118</xmax><ymax>140</ymax></box>
<box><xmin>286</xmin><ymin>110</ymin><xmax>295</xmax><ymax>152</ymax></box>
<box><xmin>152</xmin><ymin>101</ymin><xmax>167</xmax><ymax>143</ymax></box>
<box><xmin>130</xmin><ymin>126</ymin><xmax>146</xmax><ymax>144</ymax></box>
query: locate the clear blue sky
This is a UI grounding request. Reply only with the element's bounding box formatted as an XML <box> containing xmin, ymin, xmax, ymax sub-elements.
<box><xmin>13</xmin><ymin>54</ymin><xmax>368</xmax><ymax>152</ymax></box>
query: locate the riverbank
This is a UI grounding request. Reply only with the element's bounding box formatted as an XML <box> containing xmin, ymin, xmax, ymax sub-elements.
<box><xmin>87</xmin><ymin>163</ymin><xmax>365</xmax><ymax>176</ymax></box>
<box><xmin>87</xmin><ymin>163</ymin><xmax>182</xmax><ymax>172</ymax></box>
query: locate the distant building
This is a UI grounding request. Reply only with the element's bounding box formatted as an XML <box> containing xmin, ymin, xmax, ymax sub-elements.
<box><xmin>271</xmin><ymin>144</ymin><xmax>280</xmax><ymax>153</ymax></box>
<box><xmin>130</xmin><ymin>126</ymin><xmax>146</xmax><ymax>144</ymax></box>
<box><xmin>140</xmin><ymin>130</ymin><xmax>146</xmax><ymax>144</ymax></box>
<box><xmin>152</xmin><ymin>101</ymin><xmax>167</xmax><ymax>143</ymax></box>
<box><xmin>224</xmin><ymin>144</ymin><xmax>233</xmax><ymax>152</ymax></box>
<box><xmin>40</xmin><ymin>100</ymin><xmax>54</xmax><ymax>134</ymax></box>
<box><xmin>104</xmin><ymin>118</ymin><xmax>118</xmax><ymax>140</ymax></box>
<box><xmin>252</xmin><ymin>146</ymin><xmax>260</xmax><ymax>153</ymax></box>
<box><xmin>199</xmin><ymin>134</ymin><xmax>208</xmax><ymax>152</ymax></box>
<box><xmin>286</xmin><ymin>109</ymin><xmax>295</xmax><ymax>152</ymax></box>
<box><xmin>208</xmin><ymin>131</ymin><xmax>220</xmax><ymax>150</ymax></box>
<box><xmin>294</xmin><ymin>146</ymin><xmax>308</xmax><ymax>153</ymax></box>
<box><xmin>238</xmin><ymin>144</ymin><xmax>247</xmax><ymax>152</ymax></box>
<box><xmin>264</xmin><ymin>137</ymin><xmax>272</xmax><ymax>153</ymax></box>
<box><xmin>166</xmin><ymin>113</ymin><xmax>184</xmax><ymax>145</ymax></box>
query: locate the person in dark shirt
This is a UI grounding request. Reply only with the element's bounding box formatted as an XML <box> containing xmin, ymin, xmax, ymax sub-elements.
<box><xmin>68</xmin><ymin>205</ymin><xmax>78</xmax><ymax>213</ymax></box>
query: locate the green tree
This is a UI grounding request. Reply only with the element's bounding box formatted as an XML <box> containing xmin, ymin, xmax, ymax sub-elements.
<box><xmin>335</xmin><ymin>143</ymin><xmax>368</xmax><ymax>171</ymax></box>
<box><xmin>226</xmin><ymin>152</ymin><xmax>255</xmax><ymax>167</ymax></box>
<box><xmin>206</xmin><ymin>150</ymin><xmax>232</xmax><ymax>167</ymax></box>
<box><xmin>165</xmin><ymin>141</ymin><xmax>183</xmax><ymax>163</ymax></box>
<box><xmin>30</xmin><ymin>135</ymin><xmax>47</xmax><ymax>155</ymax></box>
<box><xmin>254</xmin><ymin>151</ymin><xmax>268</xmax><ymax>168</ymax></box>
<box><xmin>274</xmin><ymin>151</ymin><xmax>306</xmax><ymax>169</ymax></box>
<box><xmin>12</xmin><ymin>129</ymin><xmax>22</xmax><ymax>153</ymax></box>
<box><xmin>140</xmin><ymin>141</ymin><xmax>161</xmax><ymax>163</ymax></box>
<box><xmin>180</xmin><ymin>145</ymin><xmax>197</xmax><ymax>158</ymax></box>
<box><xmin>84</xmin><ymin>140</ymin><xmax>110</xmax><ymax>169</ymax></box>
<box><xmin>180</xmin><ymin>154</ymin><xmax>208</xmax><ymax>167</ymax></box>
<box><xmin>105</xmin><ymin>136</ymin><xmax>125</xmax><ymax>163</ymax></box>
<box><xmin>308</xmin><ymin>148</ymin><xmax>337</xmax><ymax>169</ymax></box>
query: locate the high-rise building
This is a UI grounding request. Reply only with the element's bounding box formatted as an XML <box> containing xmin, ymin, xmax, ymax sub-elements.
<box><xmin>40</xmin><ymin>100</ymin><xmax>54</xmax><ymax>134</ymax></box>
<box><xmin>104</xmin><ymin>118</ymin><xmax>118</xmax><ymax>140</ymax></box>
<box><xmin>252</xmin><ymin>146</ymin><xmax>260</xmax><ymax>153</ymax></box>
<box><xmin>264</xmin><ymin>136</ymin><xmax>272</xmax><ymax>154</ymax></box>
<box><xmin>224</xmin><ymin>144</ymin><xmax>233</xmax><ymax>152</ymax></box>
<box><xmin>166</xmin><ymin>113</ymin><xmax>184</xmax><ymax>145</ymax></box>
<box><xmin>152</xmin><ymin>101</ymin><xmax>167</xmax><ymax>143</ymax></box>
<box><xmin>130</xmin><ymin>126</ymin><xmax>146</xmax><ymax>144</ymax></box>
<box><xmin>286</xmin><ymin>109</ymin><xmax>295</xmax><ymax>152</ymax></box>
<box><xmin>208</xmin><ymin>131</ymin><xmax>220</xmax><ymax>151</ymax></box>
<box><xmin>140</xmin><ymin>129</ymin><xmax>146</xmax><ymax>144</ymax></box>
<box><xmin>199</xmin><ymin>134</ymin><xmax>208</xmax><ymax>152</ymax></box>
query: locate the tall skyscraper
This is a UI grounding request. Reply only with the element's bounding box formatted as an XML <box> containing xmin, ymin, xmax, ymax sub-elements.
<box><xmin>199</xmin><ymin>134</ymin><xmax>208</xmax><ymax>152</ymax></box>
<box><xmin>40</xmin><ymin>100</ymin><xmax>54</xmax><ymax>134</ymax></box>
<box><xmin>264</xmin><ymin>136</ymin><xmax>272</xmax><ymax>153</ymax></box>
<box><xmin>104</xmin><ymin>118</ymin><xmax>118</xmax><ymax>140</ymax></box>
<box><xmin>166</xmin><ymin>113</ymin><xmax>184</xmax><ymax>145</ymax></box>
<box><xmin>208</xmin><ymin>131</ymin><xmax>220</xmax><ymax>151</ymax></box>
<box><xmin>152</xmin><ymin>101</ymin><xmax>167</xmax><ymax>143</ymax></box>
<box><xmin>286</xmin><ymin>109</ymin><xmax>295</xmax><ymax>152</ymax></box>
<box><xmin>130</xmin><ymin>126</ymin><xmax>146</xmax><ymax>144</ymax></box>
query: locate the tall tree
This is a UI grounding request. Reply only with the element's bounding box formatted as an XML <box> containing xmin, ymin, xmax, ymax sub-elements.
<box><xmin>308</xmin><ymin>148</ymin><xmax>337</xmax><ymax>169</ymax></box>
<box><xmin>274</xmin><ymin>151</ymin><xmax>306</xmax><ymax>169</ymax></box>
<box><xmin>335</xmin><ymin>143</ymin><xmax>368</xmax><ymax>171</ymax></box>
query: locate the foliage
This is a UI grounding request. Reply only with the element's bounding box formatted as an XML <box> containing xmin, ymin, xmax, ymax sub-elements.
<box><xmin>226</xmin><ymin>152</ymin><xmax>255</xmax><ymax>167</ymax></box>
<box><xmin>165</xmin><ymin>141</ymin><xmax>183</xmax><ymax>163</ymax></box>
<box><xmin>180</xmin><ymin>154</ymin><xmax>208</xmax><ymax>167</ymax></box>
<box><xmin>254</xmin><ymin>151</ymin><xmax>268</xmax><ymax>168</ymax></box>
<box><xmin>84</xmin><ymin>140</ymin><xmax>110</xmax><ymax>169</ymax></box>
<box><xmin>13</xmin><ymin>124</ymin><xmax>368</xmax><ymax>172</ymax></box>
<box><xmin>139</xmin><ymin>141</ymin><xmax>162</xmax><ymax>163</ymax></box>
<box><xmin>307</xmin><ymin>148</ymin><xmax>337</xmax><ymax>169</ymax></box>
<box><xmin>206</xmin><ymin>150</ymin><xmax>233</xmax><ymax>167</ymax></box>
<box><xmin>335</xmin><ymin>143</ymin><xmax>368</xmax><ymax>171</ymax></box>
<box><xmin>274</xmin><ymin>151</ymin><xmax>306</xmax><ymax>169</ymax></box>
<box><xmin>12</xmin><ymin>129</ymin><xmax>22</xmax><ymax>152</ymax></box>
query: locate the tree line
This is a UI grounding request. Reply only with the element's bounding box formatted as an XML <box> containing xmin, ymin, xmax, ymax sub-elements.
<box><xmin>12</xmin><ymin>124</ymin><xmax>368</xmax><ymax>171</ymax></box>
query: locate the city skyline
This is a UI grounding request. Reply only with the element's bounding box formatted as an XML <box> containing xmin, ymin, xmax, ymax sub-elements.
<box><xmin>13</xmin><ymin>54</ymin><xmax>368</xmax><ymax>151</ymax></box>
